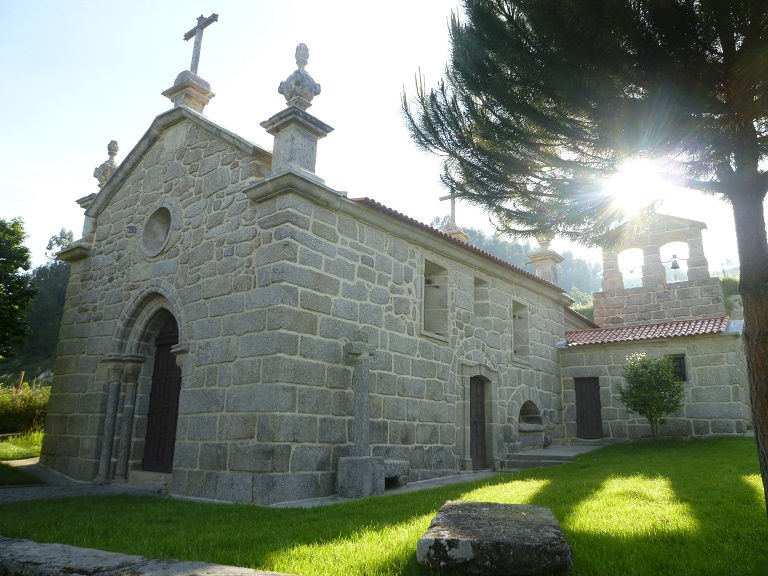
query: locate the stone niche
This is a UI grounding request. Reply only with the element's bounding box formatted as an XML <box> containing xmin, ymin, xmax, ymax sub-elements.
<box><xmin>517</xmin><ymin>401</ymin><xmax>552</xmax><ymax>450</ymax></box>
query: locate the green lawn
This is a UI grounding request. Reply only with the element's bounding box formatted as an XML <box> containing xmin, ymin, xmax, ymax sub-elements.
<box><xmin>0</xmin><ymin>438</ymin><xmax>765</xmax><ymax>575</ymax></box>
<box><xmin>0</xmin><ymin>431</ymin><xmax>44</xmax><ymax>461</ymax></box>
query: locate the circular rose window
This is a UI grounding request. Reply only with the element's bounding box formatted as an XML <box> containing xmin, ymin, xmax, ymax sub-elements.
<box><xmin>141</xmin><ymin>207</ymin><xmax>172</xmax><ymax>256</ymax></box>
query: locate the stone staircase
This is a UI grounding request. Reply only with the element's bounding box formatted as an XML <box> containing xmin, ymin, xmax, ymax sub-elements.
<box><xmin>502</xmin><ymin>443</ymin><xmax>609</xmax><ymax>471</ymax></box>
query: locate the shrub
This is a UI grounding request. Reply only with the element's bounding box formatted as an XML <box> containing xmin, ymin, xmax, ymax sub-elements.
<box><xmin>618</xmin><ymin>352</ymin><xmax>685</xmax><ymax>444</ymax></box>
<box><xmin>0</xmin><ymin>383</ymin><xmax>51</xmax><ymax>434</ymax></box>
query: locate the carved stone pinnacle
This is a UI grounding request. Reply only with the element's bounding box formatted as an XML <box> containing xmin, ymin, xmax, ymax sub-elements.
<box><xmin>94</xmin><ymin>140</ymin><xmax>119</xmax><ymax>188</ymax></box>
<box><xmin>278</xmin><ymin>43</ymin><xmax>321</xmax><ymax>110</ymax></box>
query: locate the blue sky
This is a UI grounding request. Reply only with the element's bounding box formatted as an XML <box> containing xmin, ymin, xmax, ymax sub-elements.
<box><xmin>0</xmin><ymin>1</ymin><xmax>746</xmax><ymax>272</ymax></box>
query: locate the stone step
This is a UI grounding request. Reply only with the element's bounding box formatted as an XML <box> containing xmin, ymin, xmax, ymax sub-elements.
<box><xmin>568</xmin><ymin>438</ymin><xmax>612</xmax><ymax>446</ymax></box>
<box><xmin>503</xmin><ymin>459</ymin><xmax>568</xmax><ymax>470</ymax></box>
<box><xmin>506</xmin><ymin>453</ymin><xmax>573</xmax><ymax>463</ymax></box>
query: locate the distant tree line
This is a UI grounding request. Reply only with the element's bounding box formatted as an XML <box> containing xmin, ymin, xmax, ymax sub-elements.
<box><xmin>431</xmin><ymin>216</ymin><xmax>602</xmax><ymax>302</ymax></box>
<box><xmin>0</xmin><ymin>225</ymin><xmax>72</xmax><ymax>382</ymax></box>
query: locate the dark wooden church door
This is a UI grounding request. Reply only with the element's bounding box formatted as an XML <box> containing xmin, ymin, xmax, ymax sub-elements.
<box><xmin>142</xmin><ymin>316</ymin><xmax>181</xmax><ymax>473</ymax></box>
<box><xmin>575</xmin><ymin>377</ymin><xmax>603</xmax><ymax>439</ymax></box>
<box><xmin>470</xmin><ymin>377</ymin><xmax>486</xmax><ymax>469</ymax></box>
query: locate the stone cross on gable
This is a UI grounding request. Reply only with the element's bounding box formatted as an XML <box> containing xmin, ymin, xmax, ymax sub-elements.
<box><xmin>439</xmin><ymin>190</ymin><xmax>459</xmax><ymax>225</ymax></box>
<box><xmin>439</xmin><ymin>189</ymin><xmax>470</xmax><ymax>242</ymax></box>
<box><xmin>183</xmin><ymin>13</ymin><xmax>218</xmax><ymax>75</ymax></box>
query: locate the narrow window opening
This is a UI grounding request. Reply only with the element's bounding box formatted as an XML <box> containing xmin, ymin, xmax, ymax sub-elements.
<box><xmin>424</xmin><ymin>260</ymin><xmax>450</xmax><ymax>336</ymax></box>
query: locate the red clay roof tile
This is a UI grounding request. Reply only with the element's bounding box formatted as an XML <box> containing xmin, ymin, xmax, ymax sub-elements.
<box><xmin>565</xmin><ymin>316</ymin><xmax>730</xmax><ymax>347</ymax></box>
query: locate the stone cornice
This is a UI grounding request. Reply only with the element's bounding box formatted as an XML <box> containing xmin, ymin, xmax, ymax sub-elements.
<box><xmin>243</xmin><ymin>171</ymin><xmax>568</xmax><ymax>301</ymax></box>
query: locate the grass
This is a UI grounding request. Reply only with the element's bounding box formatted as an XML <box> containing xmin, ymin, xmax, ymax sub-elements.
<box><xmin>0</xmin><ymin>430</ymin><xmax>44</xmax><ymax>461</ymax></box>
<box><xmin>0</xmin><ymin>438</ymin><xmax>765</xmax><ymax>575</ymax></box>
<box><xmin>0</xmin><ymin>462</ymin><xmax>42</xmax><ymax>486</ymax></box>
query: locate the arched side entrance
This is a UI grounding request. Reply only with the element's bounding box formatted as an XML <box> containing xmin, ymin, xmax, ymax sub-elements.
<box><xmin>142</xmin><ymin>315</ymin><xmax>182</xmax><ymax>473</ymax></box>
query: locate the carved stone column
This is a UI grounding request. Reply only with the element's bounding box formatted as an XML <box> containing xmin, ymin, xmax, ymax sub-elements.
<box><xmin>345</xmin><ymin>332</ymin><xmax>375</xmax><ymax>456</ymax></box>
<box><xmin>95</xmin><ymin>361</ymin><xmax>124</xmax><ymax>484</ymax></box>
<box><xmin>114</xmin><ymin>359</ymin><xmax>144</xmax><ymax>481</ymax></box>
<box><xmin>337</xmin><ymin>332</ymin><xmax>384</xmax><ymax>498</ymax></box>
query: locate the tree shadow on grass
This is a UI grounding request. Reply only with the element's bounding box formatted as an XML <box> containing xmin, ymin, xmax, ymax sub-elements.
<box><xmin>523</xmin><ymin>438</ymin><xmax>768</xmax><ymax>576</ymax></box>
<box><xmin>0</xmin><ymin>439</ymin><xmax>765</xmax><ymax>575</ymax></box>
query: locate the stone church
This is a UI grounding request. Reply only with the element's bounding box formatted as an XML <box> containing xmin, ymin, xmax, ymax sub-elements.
<box><xmin>41</xmin><ymin>37</ymin><xmax>752</xmax><ymax>505</ymax></box>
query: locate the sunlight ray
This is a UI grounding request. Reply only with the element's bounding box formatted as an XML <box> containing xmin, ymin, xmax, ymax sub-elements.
<box><xmin>457</xmin><ymin>478</ymin><xmax>551</xmax><ymax>505</ymax></box>
<box><xmin>741</xmin><ymin>474</ymin><xmax>767</xmax><ymax>506</ymax></box>
<box><xmin>566</xmin><ymin>474</ymin><xmax>699</xmax><ymax>536</ymax></box>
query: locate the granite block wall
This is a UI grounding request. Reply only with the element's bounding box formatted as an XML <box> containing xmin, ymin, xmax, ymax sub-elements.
<box><xmin>560</xmin><ymin>334</ymin><xmax>751</xmax><ymax>440</ymax></box>
<box><xmin>43</xmin><ymin>112</ymin><xmax>572</xmax><ymax>504</ymax></box>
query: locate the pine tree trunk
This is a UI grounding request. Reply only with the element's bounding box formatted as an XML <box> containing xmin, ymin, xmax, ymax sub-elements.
<box><xmin>731</xmin><ymin>190</ymin><xmax>768</xmax><ymax>515</ymax></box>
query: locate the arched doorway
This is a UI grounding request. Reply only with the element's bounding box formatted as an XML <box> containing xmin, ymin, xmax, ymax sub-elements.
<box><xmin>142</xmin><ymin>315</ymin><xmax>182</xmax><ymax>473</ymax></box>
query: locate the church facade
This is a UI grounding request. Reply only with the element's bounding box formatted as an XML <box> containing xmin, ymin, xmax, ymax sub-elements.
<box><xmin>41</xmin><ymin>43</ymin><xmax>752</xmax><ymax>505</ymax></box>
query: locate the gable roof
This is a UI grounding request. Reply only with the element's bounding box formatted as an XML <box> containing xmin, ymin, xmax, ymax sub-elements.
<box><xmin>85</xmin><ymin>106</ymin><xmax>271</xmax><ymax>219</ymax></box>
<box><xmin>563</xmin><ymin>316</ymin><xmax>731</xmax><ymax>347</ymax></box>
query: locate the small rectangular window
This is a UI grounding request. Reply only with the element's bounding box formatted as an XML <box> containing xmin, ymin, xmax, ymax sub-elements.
<box><xmin>667</xmin><ymin>355</ymin><xmax>687</xmax><ymax>381</ymax></box>
<box><xmin>511</xmin><ymin>300</ymin><xmax>530</xmax><ymax>363</ymax></box>
<box><xmin>473</xmin><ymin>277</ymin><xmax>490</xmax><ymax>318</ymax></box>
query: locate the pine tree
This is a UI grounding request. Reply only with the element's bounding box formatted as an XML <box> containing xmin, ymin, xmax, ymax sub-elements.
<box><xmin>404</xmin><ymin>0</ymin><xmax>768</xmax><ymax>514</ymax></box>
<box><xmin>0</xmin><ymin>218</ymin><xmax>36</xmax><ymax>360</ymax></box>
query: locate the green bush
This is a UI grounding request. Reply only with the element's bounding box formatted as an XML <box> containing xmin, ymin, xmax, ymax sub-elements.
<box><xmin>0</xmin><ymin>384</ymin><xmax>50</xmax><ymax>434</ymax></box>
<box><xmin>619</xmin><ymin>353</ymin><xmax>685</xmax><ymax>444</ymax></box>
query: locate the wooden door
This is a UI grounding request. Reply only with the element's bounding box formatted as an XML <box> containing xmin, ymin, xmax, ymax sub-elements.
<box><xmin>575</xmin><ymin>377</ymin><xmax>603</xmax><ymax>439</ymax></box>
<box><xmin>470</xmin><ymin>377</ymin><xmax>486</xmax><ymax>469</ymax></box>
<box><xmin>142</xmin><ymin>316</ymin><xmax>181</xmax><ymax>473</ymax></box>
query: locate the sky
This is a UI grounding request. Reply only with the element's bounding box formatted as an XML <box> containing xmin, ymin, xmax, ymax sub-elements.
<box><xmin>0</xmin><ymin>1</ymin><xmax>751</xmax><ymax>274</ymax></box>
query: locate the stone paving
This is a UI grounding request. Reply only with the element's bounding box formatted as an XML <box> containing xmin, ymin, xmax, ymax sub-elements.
<box><xmin>0</xmin><ymin>458</ymin><xmax>163</xmax><ymax>503</ymax></box>
<box><xmin>2</xmin><ymin>444</ymin><xmax>603</xmax><ymax>506</ymax></box>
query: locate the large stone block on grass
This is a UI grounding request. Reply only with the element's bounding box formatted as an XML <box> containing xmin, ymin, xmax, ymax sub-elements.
<box><xmin>0</xmin><ymin>536</ymin><xmax>293</xmax><ymax>576</ymax></box>
<box><xmin>416</xmin><ymin>501</ymin><xmax>573</xmax><ymax>575</ymax></box>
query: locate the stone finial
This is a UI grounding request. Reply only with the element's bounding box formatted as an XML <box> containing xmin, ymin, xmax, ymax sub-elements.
<box><xmin>93</xmin><ymin>141</ymin><xmax>119</xmax><ymax>188</ymax></box>
<box><xmin>278</xmin><ymin>43</ymin><xmax>321</xmax><ymax>110</ymax></box>
<box><xmin>527</xmin><ymin>234</ymin><xmax>564</xmax><ymax>285</ymax></box>
<box><xmin>536</xmin><ymin>234</ymin><xmax>553</xmax><ymax>251</ymax></box>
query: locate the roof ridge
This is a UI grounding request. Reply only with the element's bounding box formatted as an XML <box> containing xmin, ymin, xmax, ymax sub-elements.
<box><xmin>350</xmin><ymin>197</ymin><xmax>564</xmax><ymax>293</ymax></box>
